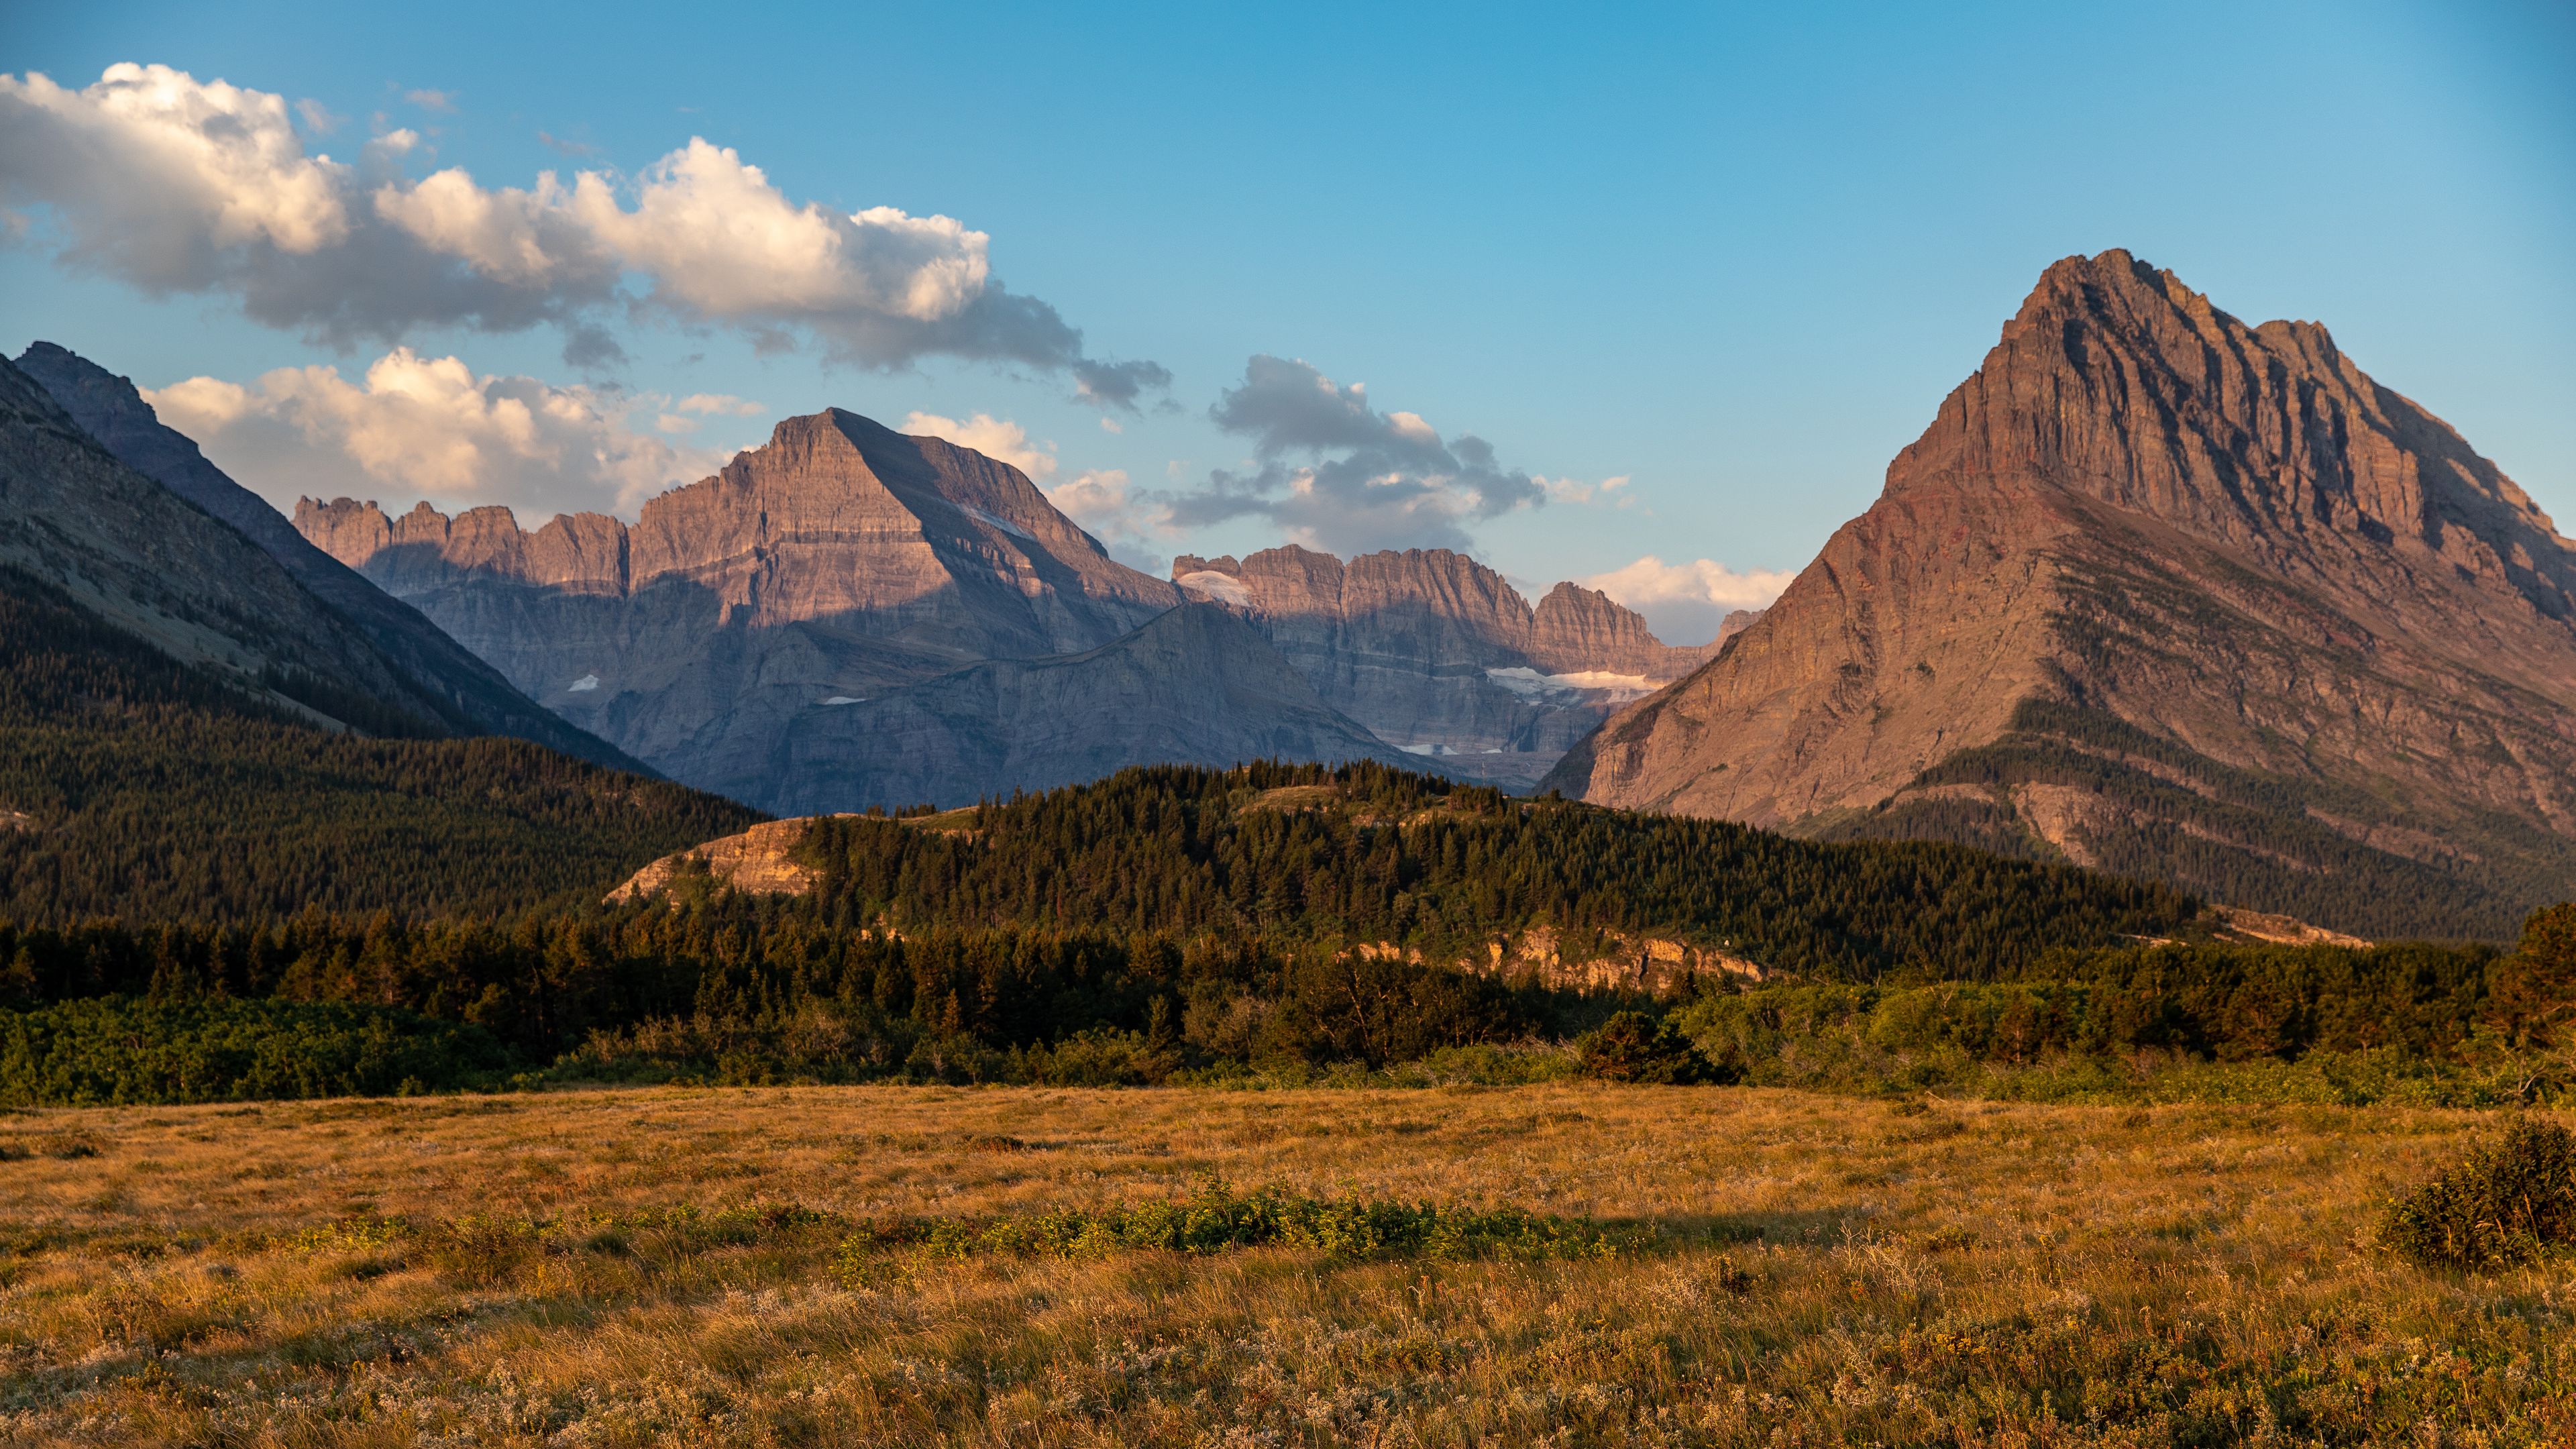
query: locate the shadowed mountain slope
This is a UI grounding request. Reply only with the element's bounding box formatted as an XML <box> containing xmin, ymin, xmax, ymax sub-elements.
<box><xmin>297</xmin><ymin>409</ymin><xmax>1373</xmax><ymax>810</ymax></box>
<box><xmin>0</xmin><ymin>356</ymin><xmax>757</xmax><ymax>922</ymax></box>
<box><xmin>1544</xmin><ymin>250</ymin><xmax>2576</xmax><ymax>941</ymax></box>
<box><xmin>1172</xmin><ymin>545</ymin><xmax>1736</xmax><ymax>786</ymax></box>
<box><xmin>13</xmin><ymin>342</ymin><xmax>639</xmax><ymax>770</ymax></box>
<box><xmin>759</xmin><ymin>604</ymin><xmax>1411</xmax><ymax>813</ymax></box>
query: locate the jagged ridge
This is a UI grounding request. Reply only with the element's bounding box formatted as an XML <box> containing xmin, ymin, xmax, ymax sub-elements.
<box><xmin>1546</xmin><ymin>249</ymin><xmax>2576</xmax><ymax>940</ymax></box>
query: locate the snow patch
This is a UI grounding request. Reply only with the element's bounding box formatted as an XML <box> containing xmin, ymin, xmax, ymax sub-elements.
<box><xmin>960</xmin><ymin>505</ymin><xmax>1036</xmax><ymax>541</ymax></box>
<box><xmin>1483</xmin><ymin>666</ymin><xmax>1656</xmax><ymax>700</ymax></box>
<box><xmin>568</xmin><ymin>674</ymin><xmax>600</xmax><ymax>693</ymax></box>
<box><xmin>820</xmin><ymin>696</ymin><xmax>865</xmax><ymax>706</ymax></box>
<box><xmin>1175</xmin><ymin>570</ymin><xmax>1252</xmax><ymax>607</ymax></box>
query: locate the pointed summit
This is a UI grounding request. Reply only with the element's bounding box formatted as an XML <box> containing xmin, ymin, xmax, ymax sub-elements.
<box><xmin>1546</xmin><ymin>252</ymin><xmax>2576</xmax><ymax>940</ymax></box>
<box><xmin>295</xmin><ymin>408</ymin><xmax>1182</xmax><ymax>810</ymax></box>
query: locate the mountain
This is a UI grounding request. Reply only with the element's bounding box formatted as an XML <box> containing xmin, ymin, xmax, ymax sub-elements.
<box><xmin>0</xmin><ymin>355</ymin><xmax>757</xmax><ymax>923</ymax></box>
<box><xmin>1171</xmin><ymin>545</ymin><xmax>1721</xmax><ymax>786</ymax></box>
<box><xmin>1544</xmin><ymin>250</ymin><xmax>2576</xmax><ymax>941</ymax></box>
<box><xmin>297</xmin><ymin>409</ymin><xmax>1428</xmax><ymax>812</ymax></box>
<box><xmin>759</xmin><ymin>604</ymin><xmax>1409</xmax><ymax>813</ymax></box>
<box><xmin>0</xmin><ymin>354</ymin><xmax>464</xmax><ymax>736</ymax></box>
<box><xmin>13</xmin><ymin>342</ymin><xmax>637</xmax><ymax>770</ymax></box>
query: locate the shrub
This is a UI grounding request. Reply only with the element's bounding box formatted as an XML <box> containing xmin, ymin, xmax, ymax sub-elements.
<box><xmin>2383</xmin><ymin>1117</ymin><xmax>2576</xmax><ymax>1269</ymax></box>
<box><xmin>832</xmin><ymin>1179</ymin><xmax>1628</xmax><ymax>1285</ymax></box>
<box><xmin>1576</xmin><ymin>1010</ymin><xmax>1723</xmax><ymax>1084</ymax></box>
<box><xmin>0</xmin><ymin>997</ymin><xmax>517</xmax><ymax>1105</ymax></box>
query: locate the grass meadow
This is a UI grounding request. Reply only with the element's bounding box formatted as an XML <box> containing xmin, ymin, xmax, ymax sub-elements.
<box><xmin>0</xmin><ymin>1085</ymin><xmax>2567</xmax><ymax>1446</ymax></box>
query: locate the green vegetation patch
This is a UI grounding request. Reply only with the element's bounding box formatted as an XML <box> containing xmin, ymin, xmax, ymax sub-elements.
<box><xmin>0</xmin><ymin>568</ymin><xmax>758</xmax><ymax>924</ymax></box>
<box><xmin>0</xmin><ymin>996</ymin><xmax>515</xmax><ymax>1105</ymax></box>
<box><xmin>835</xmin><ymin>1181</ymin><xmax>1631</xmax><ymax>1280</ymax></box>
<box><xmin>2383</xmin><ymin>1117</ymin><xmax>2576</xmax><ymax>1270</ymax></box>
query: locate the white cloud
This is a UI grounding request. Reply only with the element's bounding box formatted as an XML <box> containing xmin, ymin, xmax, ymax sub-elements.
<box><xmin>675</xmin><ymin>392</ymin><xmax>763</xmax><ymax>416</ymax></box>
<box><xmin>1044</xmin><ymin>467</ymin><xmax>1178</xmax><ymax>572</ymax></box>
<box><xmin>144</xmin><ymin>347</ymin><xmax>728</xmax><ymax>520</ymax></box>
<box><xmin>0</xmin><ymin>62</ymin><xmax>352</xmax><ymax>283</ymax></box>
<box><xmin>1538</xmin><ymin>474</ymin><xmax>1631</xmax><ymax>505</ymax></box>
<box><xmin>403</xmin><ymin>88</ymin><xmax>456</xmax><ymax>113</ymax></box>
<box><xmin>900</xmin><ymin>410</ymin><xmax>1054</xmax><ymax>480</ymax></box>
<box><xmin>1584</xmin><ymin>555</ymin><xmax>1796</xmax><ymax>646</ymax></box>
<box><xmin>371</xmin><ymin>166</ymin><xmax>604</xmax><ymax>286</ymax></box>
<box><xmin>1169</xmin><ymin>354</ymin><xmax>1546</xmax><ymax>554</ymax></box>
<box><xmin>0</xmin><ymin>62</ymin><xmax>1164</xmax><ymax>394</ymax></box>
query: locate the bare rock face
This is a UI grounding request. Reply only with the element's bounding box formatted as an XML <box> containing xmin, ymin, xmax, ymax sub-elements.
<box><xmin>301</xmin><ymin>409</ymin><xmax>1401</xmax><ymax>812</ymax></box>
<box><xmin>606</xmin><ymin>818</ymin><xmax>825</xmax><ymax>903</ymax></box>
<box><xmin>13</xmin><ymin>343</ymin><xmax>635</xmax><ymax>769</ymax></box>
<box><xmin>1546</xmin><ymin>250</ymin><xmax>2576</xmax><ymax>940</ymax></box>
<box><xmin>1171</xmin><ymin>545</ymin><xmax>1713</xmax><ymax>786</ymax></box>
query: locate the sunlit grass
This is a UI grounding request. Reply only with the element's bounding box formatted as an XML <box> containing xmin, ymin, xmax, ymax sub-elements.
<box><xmin>0</xmin><ymin>1086</ymin><xmax>2567</xmax><ymax>1444</ymax></box>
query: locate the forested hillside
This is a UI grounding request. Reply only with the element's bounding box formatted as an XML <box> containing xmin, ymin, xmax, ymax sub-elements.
<box><xmin>0</xmin><ymin>568</ymin><xmax>759</xmax><ymax>923</ymax></box>
<box><xmin>794</xmin><ymin>761</ymin><xmax>2202</xmax><ymax>979</ymax></box>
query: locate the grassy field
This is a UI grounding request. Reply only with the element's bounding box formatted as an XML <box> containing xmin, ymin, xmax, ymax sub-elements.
<box><xmin>0</xmin><ymin>1086</ymin><xmax>2567</xmax><ymax>1446</ymax></box>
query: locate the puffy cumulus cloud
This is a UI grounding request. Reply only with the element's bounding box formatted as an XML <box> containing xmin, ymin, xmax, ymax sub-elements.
<box><xmin>900</xmin><ymin>410</ymin><xmax>1055</xmax><ymax>481</ymax></box>
<box><xmin>1582</xmin><ymin>555</ymin><xmax>1798</xmax><ymax>646</ymax></box>
<box><xmin>143</xmin><ymin>347</ymin><xmax>730</xmax><ymax>520</ymax></box>
<box><xmin>1166</xmin><ymin>355</ymin><xmax>1546</xmax><ymax>554</ymax></box>
<box><xmin>564</xmin><ymin>140</ymin><xmax>988</xmax><ymax>322</ymax></box>
<box><xmin>1044</xmin><ymin>468</ymin><xmax>1178</xmax><ymax>574</ymax></box>
<box><xmin>0</xmin><ymin>62</ymin><xmax>351</xmax><ymax>287</ymax></box>
<box><xmin>0</xmin><ymin>63</ymin><xmax>1163</xmax><ymax>398</ymax></box>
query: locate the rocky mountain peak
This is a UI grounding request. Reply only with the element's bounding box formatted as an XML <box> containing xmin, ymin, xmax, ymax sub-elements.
<box><xmin>1546</xmin><ymin>250</ymin><xmax>2576</xmax><ymax>940</ymax></box>
<box><xmin>1895</xmin><ymin>249</ymin><xmax>2575</xmax><ymax>632</ymax></box>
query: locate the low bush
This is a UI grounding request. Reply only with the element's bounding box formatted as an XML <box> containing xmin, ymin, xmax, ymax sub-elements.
<box><xmin>2383</xmin><ymin>1117</ymin><xmax>2576</xmax><ymax>1269</ymax></box>
<box><xmin>0</xmin><ymin>997</ymin><xmax>516</xmax><ymax>1105</ymax></box>
<box><xmin>1575</xmin><ymin>1010</ymin><xmax>1723</xmax><ymax>1084</ymax></box>
<box><xmin>834</xmin><ymin>1180</ymin><xmax>1629</xmax><ymax>1283</ymax></box>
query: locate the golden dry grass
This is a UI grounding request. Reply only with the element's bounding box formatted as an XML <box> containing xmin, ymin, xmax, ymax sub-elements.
<box><xmin>0</xmin><ymin>1085</ymin><xmax>2567</xmax><ymax>1446</ymax></box>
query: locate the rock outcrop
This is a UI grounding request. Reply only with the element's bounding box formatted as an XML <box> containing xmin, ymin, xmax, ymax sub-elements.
<box><xmin>14</xmin><ymin>343</ymin><xmax>637</xmax><ymax>769</ymax></box>
<box><xmin>1545</xmin><ymin>250</ymin><xmax>2576</xmax><ymax>941</ymax></box>
<box><xmin>1172</xmin><ymin>545</ymin><xmax>1717</xmax><ymax>786</ymax></box>
<box><xmin>606</xmin><ymin>818</ymin><xmax>826</xmax><ymax>903</ymax></box>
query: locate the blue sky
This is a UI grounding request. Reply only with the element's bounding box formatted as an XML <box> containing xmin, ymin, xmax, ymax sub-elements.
<box><xmin>3</xmin><ymin>0</ymin><xmax>2569</xmax><ymax>641</ymax></box>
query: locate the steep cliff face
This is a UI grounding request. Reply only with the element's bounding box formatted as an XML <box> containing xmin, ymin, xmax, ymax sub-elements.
<box><xmin>297</xmin><ymin>409</ymin><xmax>1348</xmax><ymax>811</ymax></box>
<box><xmin>1171</xmin><ymin>545</ymin><xmax>1713</xmax><ymax>785</ymax></box>
<box><xmin>1546</xmin><ymin>250</ymin><xmax>2576</xmax><ymax>939</ymax></box>
<box><xmin>13</xmin><ymin>343</ymin><xmax>637</xmax><ymax>769</ymax></box>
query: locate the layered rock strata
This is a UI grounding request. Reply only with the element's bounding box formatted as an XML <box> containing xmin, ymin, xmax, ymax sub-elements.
<box><xmin>1172</xmin><ymin>545</ymin><xmax>1728</xmax><ymax>786</ymax></box>
<box><xmin>1546</xmin><ymin>250</ymin><xmax>2576</xmax><ymax>939</ymax></box>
